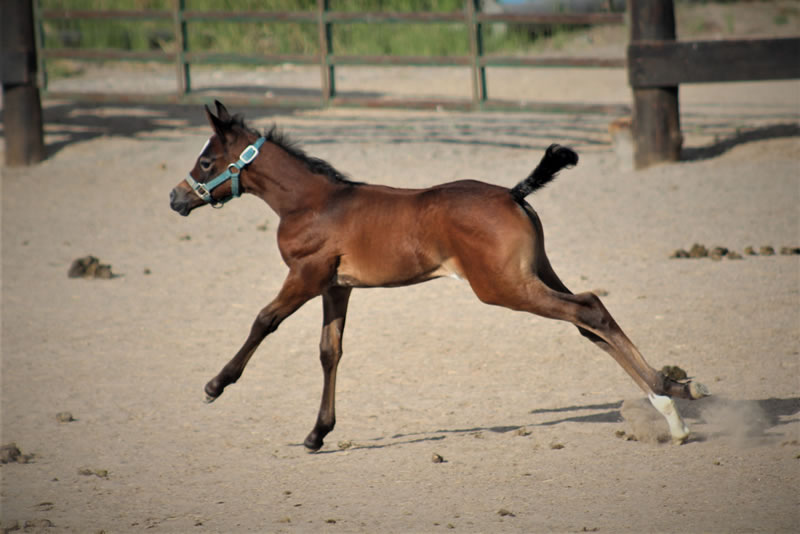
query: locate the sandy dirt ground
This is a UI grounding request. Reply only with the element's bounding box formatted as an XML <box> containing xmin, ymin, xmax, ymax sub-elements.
<box><xmin>2</xmin><ymin>15</ymin><xmax>800</xmax><ymax>533</ymax></box>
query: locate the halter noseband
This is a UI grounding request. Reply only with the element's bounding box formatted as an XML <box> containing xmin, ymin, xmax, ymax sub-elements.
<box><xmin>185</xmin><ymin>136</ymin><xmax>267</xmax><ymax>208</ymax></box>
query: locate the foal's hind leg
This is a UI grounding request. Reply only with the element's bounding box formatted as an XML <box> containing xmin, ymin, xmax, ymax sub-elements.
<box><xmin>472</xmin><ymin>266</ymin><xmax>707</xmax><ymax>443</ymax></box>
<box><xmin>550</xmin><ymin>279</ymin><xmax>708</xmax><ymax>442</ymax></box>
<box><xmin>537</xmin><ymin>286</ymin><xmax>699</xmax><ymax>443</ymax></box>
<box><xmin>204</xmin><ymin>271</ymin><xmax>319</xmax><ymax>402</ymax></box>
<box><xmin>553</xmin><ymin>288</ymin><xmax>700</xmax><ymax>442</ymax></box>
<box><xmin>304</xmin><ymin>286</ymin><xmax>352</xmax><ymax>451</ymax></box>
<box><xmin>537</xmin><ymin>263</ymin><xmax>708</xmax><ymax>396</ymax></box>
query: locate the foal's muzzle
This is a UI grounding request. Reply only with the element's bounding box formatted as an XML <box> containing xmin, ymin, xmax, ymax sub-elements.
<box><xmin>170</xmin><ymin>187</ymin><xmax>193</xmax><ymax>217</ymax></box>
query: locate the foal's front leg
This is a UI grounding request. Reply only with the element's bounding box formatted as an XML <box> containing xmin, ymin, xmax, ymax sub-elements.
<box><xmin>204</xmin><ymin>271</ymin><xmax>318</xmax><ymax>402</ymax></box>
<box><xmin>304</xmin><ymin>286</ymin><xmax>352</xmax><ymax>451</ymax></box>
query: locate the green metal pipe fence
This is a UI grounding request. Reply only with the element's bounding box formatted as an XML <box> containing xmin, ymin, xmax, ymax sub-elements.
<box><xmin>34</xmin><ymin>0</ymin><xmax>627</xmax><ymax>113</ymax></box>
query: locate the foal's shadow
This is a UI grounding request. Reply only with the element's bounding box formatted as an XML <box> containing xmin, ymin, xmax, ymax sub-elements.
<box><xmin>528</xmin><ymin>401</ymin><xmax>624</xmax><ymax>425</ymax></box>
<box><xmin>300</xmin><ymin>396</ymin><xmax>800</xmax><ymax>453</ymax></box>
<box><xmin>296</xmin><ymin>403</ymin><xmax>624</xmax><ymax>453</ymax></box>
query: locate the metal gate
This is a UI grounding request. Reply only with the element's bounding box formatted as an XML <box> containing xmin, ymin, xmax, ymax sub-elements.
<box><xmin>35</xmin><ymin>0</ymin><xmax>626</xmax><ymax>113</ymax></box>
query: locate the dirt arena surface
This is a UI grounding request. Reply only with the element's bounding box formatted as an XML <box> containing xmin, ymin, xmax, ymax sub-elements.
<box><xmin>2</xmin><ymin>64</ymin><xmax>800</xmax><ymax>533</ymax></box>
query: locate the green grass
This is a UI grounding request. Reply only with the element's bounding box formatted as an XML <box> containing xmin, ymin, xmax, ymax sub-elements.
<box><xmin>773</xmin><ymin>13</ymin><xmax>789</xmax><ymax>26</ymax></box>
<box><xmin>39</xmin><ymin>0</ymin><xmax>559</xmax><ymax>58</ymax></box>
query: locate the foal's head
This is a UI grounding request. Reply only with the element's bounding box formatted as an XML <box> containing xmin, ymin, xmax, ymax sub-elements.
<box><xmin>169</xmin><ymin>100</ymin><xmax>259</xmax><ymax>216</ymax></box>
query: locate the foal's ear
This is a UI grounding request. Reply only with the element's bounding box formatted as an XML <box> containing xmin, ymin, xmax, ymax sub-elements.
<box><xmin>205</xmin><ymin>104</ymin><xmax>229</xmax><ymax>144</ymax></box>
<box><xmin>214</xmin><ymin>100</ymin><xmax>231</xmax><ymax>122</ymax></box>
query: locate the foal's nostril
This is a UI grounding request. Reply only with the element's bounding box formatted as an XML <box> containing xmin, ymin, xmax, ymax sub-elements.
<box><xmin>169</xmin><ymin>189</ymin><xmax>184</xmax><ymax>213</ymax></box>
<box><xmin>169</xmin><ymin>188</ymin><xmax>191</xmax><ymax>216</ymax></box>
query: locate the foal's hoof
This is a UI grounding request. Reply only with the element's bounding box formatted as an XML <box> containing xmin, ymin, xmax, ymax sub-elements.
<box><xmin>204</xmin><ymin>377</ymin><xmax>228</xmax><ymax>403</ymax></box>
<box><xmin>669</xmin><ymin>416</ymin><xmax>691</xmax><ymax>445</ymax></box>
<box><xmin>671</xmin><ymin>431</ymin><xmax>690</xmax><ymax>445</ymax></box>
<box><xmin>689</xmin><ymin>381</ymin><xmax>710</xmax><ymax>399</ymax></box>
<box><xmin>203</xmin><ymin>382</ymin><xmax>222</xmax><ymax>404</ymax></box>
<box><xmin>304</xmin><ymin>433</ymin><xmax>324</xmax><ymax>452</ymax></box>
<box><xmin>648</xmin><ymin>393</ymin><xmax>691</xmax><ymax>445</ymax></box>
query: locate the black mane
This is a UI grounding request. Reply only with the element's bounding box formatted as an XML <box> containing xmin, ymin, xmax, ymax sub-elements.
<box><xmin>225</xmin><ymin>114</ymin><xmax>360</xmax><ymax>186</ymax></box>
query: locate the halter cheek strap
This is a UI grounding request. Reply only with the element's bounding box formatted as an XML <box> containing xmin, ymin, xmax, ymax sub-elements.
<box><xmin>186</xmin><ymin>136</ymin><xmax>267</xmax><ymax>208</ymax></box>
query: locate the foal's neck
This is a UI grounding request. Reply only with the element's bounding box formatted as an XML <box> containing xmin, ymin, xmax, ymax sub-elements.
<box><xmin>243</xmin><ymin>141</ymin><xmax>338</xmax><ymax>218</ymax></box>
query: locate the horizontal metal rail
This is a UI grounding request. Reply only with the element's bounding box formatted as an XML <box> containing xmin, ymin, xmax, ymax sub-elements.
<box><xmin>40</xmin><ymin>89</ymin><xmax>629</xmax><ymax>115</ymax></box>
<box><xmin>35</xmin><ymin>1</ymin><xmax>626</xmax><ymax>112</ymax></box>
<box><xmin>41</xmin><ymin>8</ymin><xmax>623</xmax><ymax>25</ymax></box>
<box><xmin>39</xmin><ymin>48</ymin><xmax>625</xmax><ymax>68</ymax></box>
<box><xmin>40</xmin><ymin>9</ymin><xmax>172</xmax><ymax>20</ymax></box>
<box><xmin>41</xmin><ymin>48</ymin><xmax>175</xmax><ymax>62</ymax></box>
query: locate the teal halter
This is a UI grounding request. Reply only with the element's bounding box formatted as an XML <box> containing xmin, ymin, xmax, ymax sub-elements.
<box><xmin>186</xmin><ymin>136</ymin><xmax>266</xmax><ymax>208</ymax></box>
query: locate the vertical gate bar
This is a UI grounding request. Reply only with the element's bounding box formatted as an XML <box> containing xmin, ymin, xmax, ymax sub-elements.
<box><xmin>326</xmin><ymin>6</ymin><xmax>335</xmax><ymax>100</ymax></box>
<box><xmin>173</xmin><ymin>0</ymin><xmax>190</xmax><ymax>97</ymax></box>
<box><xmin>32</xmin><ymin>0</ymin><xmax>47</xmax><ymax>91</ymax></box>
<box><xmin>475</xmin><ymin>2</ymin><xmax>487</xmax><ymax>103</ymax></box>
<box><xmin>466</xmin><ymin>0</ymin><xmax>486</xmax><ymax>107</ymax></box>
<box><xmin>317</xmin><ymin>0</ymin><xmax>334</xmax><ymax>105</ymax></box>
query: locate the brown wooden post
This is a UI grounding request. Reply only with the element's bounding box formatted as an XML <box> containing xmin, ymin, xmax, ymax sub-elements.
<box><xmin>2</xmin><ymin>0</ymin><xmax>46</xmax><ymax>166</ymax></box>
<box><xmin>627</xmin><ymin>0</ymin><xmax>681</xmax><ymax>169</ymax></box>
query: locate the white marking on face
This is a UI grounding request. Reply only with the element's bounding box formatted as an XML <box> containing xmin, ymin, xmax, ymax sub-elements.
<box><xmin>198</xmin><ymin>138</ymin><xmax>211</xmax><ymax>157</ymax></box>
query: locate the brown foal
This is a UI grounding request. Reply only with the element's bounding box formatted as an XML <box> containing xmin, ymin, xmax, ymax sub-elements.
<box><xmin>170</xmin><ymin>101</ymin><xmax>708</xmax><ymax>450</ymax></box>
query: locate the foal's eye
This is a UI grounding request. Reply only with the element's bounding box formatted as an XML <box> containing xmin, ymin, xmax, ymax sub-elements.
<box><xmin>199</xmin><ymin>158</ymin><xmax>214</xmax><ymax>172</ymax></box>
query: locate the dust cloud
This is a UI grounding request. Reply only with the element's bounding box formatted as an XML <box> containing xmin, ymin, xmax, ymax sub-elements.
<box><xmin>620</xmin><ymin>396</ymin><xmax>772</xmax><ymax>445</ymax></box>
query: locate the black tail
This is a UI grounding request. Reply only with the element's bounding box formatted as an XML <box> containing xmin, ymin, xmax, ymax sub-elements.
<box><xmin>509</xmin><ymin>144</ymin><xmax>578</xmax><ymax>202</ymax></box>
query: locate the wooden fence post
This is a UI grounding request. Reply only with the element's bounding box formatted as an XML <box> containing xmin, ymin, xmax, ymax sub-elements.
<box><xmin>2</xmin><ymin>0</ymin><xmax>46</xmax><ymax>166</ymax></box>
<box><xmin>628</xmin><ymin>0</ymin><xmax>681</xmax><ymax>169</ymax></box>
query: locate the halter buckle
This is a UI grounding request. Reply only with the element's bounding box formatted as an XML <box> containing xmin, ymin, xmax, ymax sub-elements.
<box><xmin>195</xmin><ymin>182</ymin><xmax>211</xmax><ymax>199</ymax></box>
<box><xmin>238</xmin><ymin>145</ymin><xmax>259</xmax><ymax>165</ymax></box>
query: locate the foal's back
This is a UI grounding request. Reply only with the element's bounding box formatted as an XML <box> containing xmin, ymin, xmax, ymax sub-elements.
<box><xmin>329</xmin><ymin>179</ymin><xmax>540</xmax><ymax>289</ymax></box>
